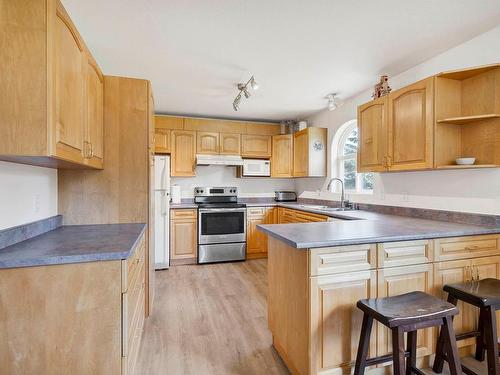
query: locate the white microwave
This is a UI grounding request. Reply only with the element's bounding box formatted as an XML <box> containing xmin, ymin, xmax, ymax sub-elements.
<box><xmin>242</xmin><ymin>159</ymin><xmax>271</xmax><ymax>177</ymax></box>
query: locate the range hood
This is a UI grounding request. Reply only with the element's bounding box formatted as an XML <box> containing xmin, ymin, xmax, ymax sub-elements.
<box><xmin>196</xmin><ymin>154</ymin><xmax>244</xmax><ymax>166</ymax></box>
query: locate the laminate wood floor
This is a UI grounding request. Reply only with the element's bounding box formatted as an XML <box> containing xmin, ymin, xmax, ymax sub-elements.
<box><xmin>135</xmin><ymin>259</ymin><xmax>290</xmax><ymax>375</ymax></box>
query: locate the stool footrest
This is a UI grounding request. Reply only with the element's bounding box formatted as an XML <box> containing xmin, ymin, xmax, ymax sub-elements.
<box><xmin>365</xmin><ymin>352</ymin><xmax>410</xmax><ymax>367</ymax></box>
<box><xmin>455</xmin><ymin>330</ymin><xmax>481</xmax><ymax>341</ymax></box>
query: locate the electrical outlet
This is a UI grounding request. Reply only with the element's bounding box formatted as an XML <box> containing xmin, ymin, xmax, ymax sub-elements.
<box><xmin>33</xmin><ymin>194</ymin><xmax>40</xmax><ymax>214</ymax></box>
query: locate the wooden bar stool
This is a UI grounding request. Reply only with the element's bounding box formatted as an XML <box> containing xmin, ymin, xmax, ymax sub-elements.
<box><xmin>433</xmin><ymin>278</ymin><xmax>500</xmax><ymax>375</ymax></box>
<box><xmin>354</xmin><ymin>291</ymin><xmax>461</xmax><ymax>375</ymax></box>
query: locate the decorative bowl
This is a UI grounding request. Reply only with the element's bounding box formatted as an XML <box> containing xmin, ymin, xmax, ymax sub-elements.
<box><xmin>455</xmin><ymin>157</ymin><xmax>475</xmax><ymax>165</ymax></box>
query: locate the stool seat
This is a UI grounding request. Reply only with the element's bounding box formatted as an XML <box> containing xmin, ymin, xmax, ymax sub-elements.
<box><xmin>357</xmin><ymin>291</ymin><xmax>458</xmax><ymax>328</ymax></box>
<box><xmin>444</xmin><ymin>278</ymin><xmax>500</xmax><ymax>307</ymax></box>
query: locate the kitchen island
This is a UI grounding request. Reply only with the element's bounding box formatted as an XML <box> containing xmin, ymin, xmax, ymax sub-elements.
<box><xmin>258</xmin><ymin>213</ymin><xmax>500</xmax><ymax>375</ymax></box>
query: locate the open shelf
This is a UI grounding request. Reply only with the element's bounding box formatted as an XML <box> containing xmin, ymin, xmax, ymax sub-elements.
<box><xmin>437</xmin><ymin>114</ymin><xmax>500</xmax><ymax>125</ymax></box>
<box><xmin>436</xmin><ymin>164</ymin><xmax>499</xmax><ymax>170</ymax></box>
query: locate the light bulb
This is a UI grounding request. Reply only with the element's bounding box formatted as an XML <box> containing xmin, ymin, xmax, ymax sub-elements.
<box><xmin>250</xmin><ymin>77</ymin><xmax>259</xmax><ymax>90</ymax></box>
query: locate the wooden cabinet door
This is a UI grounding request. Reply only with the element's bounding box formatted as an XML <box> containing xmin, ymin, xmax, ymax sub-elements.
<box><xmin>434</xmin><ymin>259</ymin><xmax>477</xmax><ymax>350</ymax></box>
<box><xmin>377</xmin><ymin>264</ymin><xmax>434</xmax><ymax>360</ymax></box>
<box><xmin>170</xmin><ymin>211</ymin><xmax>197</xmax><ymax>260</ymax></box>
<box><xmin>310</xmin><ymin>270</ymin><xmax>377</xmax><ymax>374</ymax></box>
<box><xmin>85</xmin><ymin>60</ymin><xmax>104</xmax><ymax>167</ymax></box>
<box><xmin>171</xmin><ymin>130</ymin><xmax>196</xmax><ymax>176</ymax></box>
<box><xmin>196</xmin><ymin>131</ymin><xmax>219</xmax><ymax>154</ymax></box>
<box><xmin>155</xmin><ymin>129</ymin><xmax>171</xmax><ymax>154</ymax></box>
<box><xmin>54</xmin><ymin>7</ymin><xmax>85</xmax><ymax>163</ymax></box>
<box><xmin>241</xmin><ymin>134</ymin><xmax>272</xmax><ymax>158</ymax></box>
<box><xmin>271</xmin><ymin>134</ymin><xmax>293</xmax><ymax>177</ymax></box>
<box><xmin>220</xmin><ymin>133</ymin><xmax>241</xmax><ymax>155</ymax></box>
<box><xmin>246</xmin><ymin>209</ymin><xmax>267</xmax><ymax>259</ymax></box>
<box><xmin>293</xmin><ymin>129</ymin><xmax>308</xmax><ymax>177</ymax></box>
<box><xmin>387</xmin><ymin>77</ymin><xmax>434</xmax><ymax>171</ymax></box>
<box><xmin>357</xmin><ymin>96</ymin><xmax>388</xmax><ymax>172</ymax></box>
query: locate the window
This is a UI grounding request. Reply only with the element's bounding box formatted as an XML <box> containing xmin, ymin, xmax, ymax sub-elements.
<box><xmin>334</xmin><ymin>120</ymin><xmax>373</xmax><ymax>193</ymax></box>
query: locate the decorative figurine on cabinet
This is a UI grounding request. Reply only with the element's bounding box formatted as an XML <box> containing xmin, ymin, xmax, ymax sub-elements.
<box><xmin>372</xmin><ymin>75</ymin><xmax>392</xmax><ymax>98</ymax></box>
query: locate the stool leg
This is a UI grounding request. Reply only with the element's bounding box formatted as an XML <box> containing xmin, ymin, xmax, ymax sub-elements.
<box><xmin>354</xmin><ymin>314</ymin><xmax>373</xmax><ymax>375</ymax></box>
<box><xmin>475</xmin><ymin>308</ymin><xmax>486</xmax><ymax>362</ymax></box>
<box><xmin>433</xmin><ymin>294</ymin><xmax>458</xmax><ymax>373</ymax></box>
<box><xmin>406</xmin><ymin>331</ymin><xmax>417</xmax><ymax>375</ymax></box>
<box><xmin>483</xmin><ymin>306</ymin><xmax>500</xmax><ymax>375</ymax></box>
<box><xmin>392</xmin><ymin>327</ymin><xmax>406</xmax><ymax>375</ymax></box>
<box><xmin>442</xmin><ymin>315</ymin><xmax>462</xmax><ymax>375</ymax></box>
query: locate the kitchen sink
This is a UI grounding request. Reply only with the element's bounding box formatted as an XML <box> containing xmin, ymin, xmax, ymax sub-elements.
<box><xmin>298</xmin><ymin>205</ymin><xmax>330</xmax><ymax>209</ymax></box>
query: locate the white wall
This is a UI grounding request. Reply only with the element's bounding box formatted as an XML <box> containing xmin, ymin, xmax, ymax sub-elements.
<box><xmin>172</xmin><ymin>165</ymin><xmax>296</xmax><ymax>198</ymax></box>
<box><xmin>0</xmin><ymin>162</ymin><xmax>58</xmax><ymax>230</ymax></box>
<box><xmin>300</xmin><ymin>25</ymin><xmax>500</xmax><ymax>215</ymax></box>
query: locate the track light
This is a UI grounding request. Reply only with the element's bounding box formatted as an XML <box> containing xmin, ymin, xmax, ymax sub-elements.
<box><xmin>326</xmin><ymin>93</ymin><xmax>343</xmax><ymax>111</ymax></box>
<box><xmin>233</xmin><ymin>75</ymin><xmax>259</xmax><ymax>111</ymax></box>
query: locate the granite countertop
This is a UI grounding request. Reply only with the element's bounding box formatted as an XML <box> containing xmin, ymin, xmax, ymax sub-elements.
<box><xmin>257</xmin><ymin>211</ymin><xmax>500</xmax><ymax>249</ymax></box>
<box><xmin>0</xmin><ymin>223</ymin><xmax>146</xmax><ymax>269</ymax></box>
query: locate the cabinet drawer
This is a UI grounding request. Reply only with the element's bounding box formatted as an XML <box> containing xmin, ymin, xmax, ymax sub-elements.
<box><xmin>127</xmin><ymin>262</ymin><xmax>145</xmax><ymax>333</ymax></box>
<box><xmin>247</xmin><ymin>207</ymin><xmax>266</xmax><ymax>217</ymax></box>
<box><xmin>122</xmin><ymin>234</ymin><xmax>145</xmax><ymax>293</ymax></box>
<box><xmin>171</xmin><ymin>208</ymin><xmax>197</xmax><ymax>219</ymax></box>
<box><xmin>309</xmin><ymin>244</ymin><xmax>377</xmax><ymax>277</ymax></box>
<box><xmin>122</xmin><ymin>285</ymin><xmax>145</xmax><ymax>375</ymax></box>
<box><xmin>122</xmin><ymin>267</ymin><xmax>145</xmax><ymax>359</ymax></box>
<box><xmin>434</xmin><ymin>234</ymin><xmax>500</xmax><ymax>261</ymax></box>
<box><xmin>378</xmin><ymin>240</ymin><xmax>433</xmax><ymax>268</ymax></box>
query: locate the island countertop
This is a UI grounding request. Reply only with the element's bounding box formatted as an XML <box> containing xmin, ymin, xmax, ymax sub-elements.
<box><xmin>257</xmin><ymin>211</ymin><xmax>500</xmax><ymax>248</ymax></box>
<box><xmin>0</xmin><ymin>223</ymin><xmax>146</xmax><ymax>269</ymax></box>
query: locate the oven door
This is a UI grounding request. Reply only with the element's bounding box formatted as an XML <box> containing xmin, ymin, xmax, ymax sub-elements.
<box><xmin>198</xmin><ymin>208</ymin><xmax>247</xmax><ymax>245</ymax></box>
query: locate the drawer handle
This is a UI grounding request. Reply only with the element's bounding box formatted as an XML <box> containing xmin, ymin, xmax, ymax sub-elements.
<box><xmin>465</xmin><ymin>245</ymin><xmax>479</xmax><ymax>250</ymax></box>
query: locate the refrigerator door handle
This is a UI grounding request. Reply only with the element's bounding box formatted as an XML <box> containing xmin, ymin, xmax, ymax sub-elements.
<box><xmin>161</xmin><ymin>194</ymin><xmax>167</xmax><ymax>217</ymax></box>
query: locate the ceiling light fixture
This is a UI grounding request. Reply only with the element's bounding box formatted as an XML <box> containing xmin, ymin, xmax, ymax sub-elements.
<box><xmin>233</xmin><ymin>76</ymin><xmax>259</xmax><ymax>111</ymax></box>
<box><xmin>326</xmin><ymin>93</ymin><xmax>343</xmax><ymax>111</ymax></box>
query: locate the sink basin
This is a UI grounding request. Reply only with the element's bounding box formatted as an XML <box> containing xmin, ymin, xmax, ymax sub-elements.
<box><xmin>298</xmin><ymin>205</ymin><xmax>330</xmax><ymax>209</ymax></box>
<box><xmin>320</xmin><ymin>207</ymin><xmax>355</xmax><ymax>212</ymax></box>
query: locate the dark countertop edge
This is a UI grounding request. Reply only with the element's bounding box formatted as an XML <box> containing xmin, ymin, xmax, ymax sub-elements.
<box><xmin>257</xmin><ymin>224</ymin><xmax>500</xmax><ymax>249</ymax></box>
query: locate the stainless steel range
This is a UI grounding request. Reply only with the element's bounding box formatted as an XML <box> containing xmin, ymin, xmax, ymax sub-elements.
<box><xmin>195</xmin><ymin>187</ymin><xmax>246</xmax><ymax>264</ymax></box>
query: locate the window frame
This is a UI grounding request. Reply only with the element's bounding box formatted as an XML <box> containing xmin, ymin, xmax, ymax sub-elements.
<box><xmin>334</xmin><ymin>120</ymin><xmax>374</xmax><ymax>194</ymax></box>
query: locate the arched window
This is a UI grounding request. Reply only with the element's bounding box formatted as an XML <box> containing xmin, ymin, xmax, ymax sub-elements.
<box><xmin>333</xmin><ymin>120</ymin><xmax>374</xmax><ymax>193</ymax></box>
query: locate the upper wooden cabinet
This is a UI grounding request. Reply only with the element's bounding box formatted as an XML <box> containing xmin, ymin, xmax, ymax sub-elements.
<box><xmin>293</xmin><ymin>128</ymin><xmax>327</xmax><ymax>177</ymax></box>
<box><xmin>171</xmin><ymin>130</ymin><xmax>196</xmax><ymax>177</ymax></box>
<box><xmin>197</xmin><ymin>132</ymin><xmax>219</xmax><ymax>154</ymax></box>
<box><xmin>0</xmin><ymin>0</ymin><xmax>104</xmax><ymax>169</ymax></box>
<box><xmin>388</xmin><ymin>77</ymin><xmax>434</xmax><ymax>171</ymax></box>
<box><xmin>220</xmin><ymin>133</ymin><xmax>241</xmax><ymax>155</ymax></box>
<box><xmin>357</xmin><ymin>96</ymin><xmax>388</xmax><ymax>172</ymax></box>
<box><xmin>271</xmin><ymin>134</ymin><xmax>293</xmax><ymax>177</ymax></box>
<box><xmin>155</xmin><ymin>129</ymin><xmax>171</xmax><ymax>154</ymax></box>
<box><xmin>241</xmin><ymin>135</ymin><xmax>272</xmax><ymax>158</ymax></box>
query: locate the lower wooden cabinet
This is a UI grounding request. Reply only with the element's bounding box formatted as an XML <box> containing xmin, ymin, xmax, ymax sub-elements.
<box><xmin>246</xmin><ymin>207</ymin><xmax>275</xmax><ymax>259</ymax></box>
<box><xmin>170</xmin><ymin>209</ymin><xmax>198</xmax><ymax>264</ymax></box>
<box><xmin>277</xmin><ymin>207</ymin><xmax>329</xmax><ymax>224</ymax></box>
<box><xmin>0</xmin><ymin>232</ymin><xmax>146</xmax><ymax>375</ymax></box>
<box><xmin>310</xmin><ymin>270</ymin><xmax>377</xmax><ymax>373</ymax></box>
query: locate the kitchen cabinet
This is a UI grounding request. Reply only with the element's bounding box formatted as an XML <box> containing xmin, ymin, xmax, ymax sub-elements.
<box><xmin>310</xmin><ymin>270</ymin><xmax>378</xmax><ymax>373</ymax></box>
<box><xmin>271</xmin><ymin>134</ymin><xmax>294</xmax><ymax>177</ymax></box>
<box><xmin>155</xmin><ymin>128</ymin><xmax>171</xmax><ymax>153</ymax></box>
<box><xmin>357</xmin><ymin>96</ymin><xmax>388</xmax><ymax>172</ymax></box>
<box><xmin>246</xmin><ymin>207</ymin><xmax>275</xmax><ymax>259</ymax></box>
<box><xmin>197</xmin><ymin>131</ymin><xmax>220</xmax><ymax>154</ymax></box>
<box><xmin>387</xmin><ymin>77</ymin><xmax>434</xmax><ymax>171</ymax></box>
<box><xmin>277</xmin><ymin>207</ymin><xmax>329</xmax><ymax>224</ymax></box>
<box><xmin>241</xmin><ymin>135</ymin><xmax>272</xmax><ymax>158</ymax></box>
<box><xmin>170</xmin><ymin>209</ymin><xmax>198</xmax><ymax>264</ymax></box>
<box><xmin>85</xmin><ymin>58</ymin><xmax>104</xmax><ymax>168</ymax></box>
<box><xmin>293</xmin><ymin>128</ymin><xmax>328</xmax><ymax>177</ymax></box>
<box><xmin>0</xmin><ymin>232</ymin><xmax>145</xmax><ymax>375</ymax></box>
<box><xmin>220</xmin><ymin>133</ymin><xmax>241</xmax><ymax>155</ymax></box>
<box><xmin>0</xmin><ymin>0</ymin><xmax>104</xmax><ymax>169</ymax></box>
<box><xmin>170</xmin><ymin>130</ymin><xmax>196</xmax><ymax>177</ymax></box>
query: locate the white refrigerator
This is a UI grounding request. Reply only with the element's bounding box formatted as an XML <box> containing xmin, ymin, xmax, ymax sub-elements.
<box><xmin>154</xmin><ymin>155</ymin><xmax>171</xmax><ymax>269</ymax></box>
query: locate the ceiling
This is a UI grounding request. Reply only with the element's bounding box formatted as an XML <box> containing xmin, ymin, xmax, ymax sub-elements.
<box><xmin>63</xmin><ymin>0</ymin><xmax>500</xmax><ymax>121</ymax></box>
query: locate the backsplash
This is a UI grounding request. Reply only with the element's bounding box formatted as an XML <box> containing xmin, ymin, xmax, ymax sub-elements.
<box><xmin>172</xmin><ymin>165</ymin><xmax>296</xmax><ymax>198</ymax></box>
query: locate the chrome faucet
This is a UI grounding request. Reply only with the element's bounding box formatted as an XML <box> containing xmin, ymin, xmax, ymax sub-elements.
<box><xmin>326</xmin><ymin>178</ymin><xmax>345</xmax><ymax>209</ymax></box>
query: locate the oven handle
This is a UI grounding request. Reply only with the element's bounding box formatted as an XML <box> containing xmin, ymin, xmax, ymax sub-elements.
<box><xmin>198</xmin><ymin>208</ymin><xmax>247</xmax><ymax>213</ymax></box>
